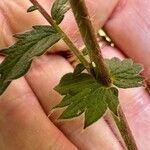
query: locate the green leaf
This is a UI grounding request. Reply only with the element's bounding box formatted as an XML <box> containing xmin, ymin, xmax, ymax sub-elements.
<box><xmin>0</xmin><ymin>25</ymin><xmax>62</xmax><ymax>95</ymax></box>
<box><xmin>54</xmin><ymin>72</ymin><xmax>119</xmax><ymax>128</ymax></box>
<box><xmin>73</xmin><ymin>63</ymin><xmax>85</xmax><ymax>76</ymax></box>
<box><xmin>27</xmin><ymin>5</ymin><xmax>38</xmax><ymax>12</ymax></box>
<box><xmin>105</xmin><ymin>57</ymin><xmax>144</xmax><ymax>88</ymax></box>
<box><xmin>104</xmin><ymin>87</ymin><xmax>119</xmax><ymax>116</ymax></box>
<box><xmin>51</xmin><ymin>0</ymin><xmax>70</xmax><ymax>24</ymax></box>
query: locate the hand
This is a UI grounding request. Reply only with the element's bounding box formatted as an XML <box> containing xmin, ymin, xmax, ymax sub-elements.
<box><xmin>0</xmin><ymin>0</ymin><xmax>150</xmax><ymax>149</ymax></box>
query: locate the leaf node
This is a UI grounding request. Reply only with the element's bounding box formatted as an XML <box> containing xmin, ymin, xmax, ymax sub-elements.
<box><xmin>54</xmin><ymin>67</ymin><xmax>119</xmax><ymax>128</ymax></box>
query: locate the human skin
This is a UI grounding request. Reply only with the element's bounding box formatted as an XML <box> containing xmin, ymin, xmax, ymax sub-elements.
<box><xmin>0</xmin><ymin>0</ymin><xmax>150</xmax><ymax>150</ymax></box>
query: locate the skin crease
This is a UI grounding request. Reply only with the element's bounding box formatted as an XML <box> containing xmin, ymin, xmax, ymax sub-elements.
<box><xmin>0</xmin><ymin>0</ymin><xmax>150</xmax><ymax>150</ymax></box>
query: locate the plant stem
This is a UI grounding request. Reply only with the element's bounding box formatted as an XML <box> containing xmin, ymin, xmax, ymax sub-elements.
<box><xmin>29</xmin><ymin>0</ymin><xmax>138</xmax><ymax>149</ymax></box>
<box><xmin>69</xmin><ymin>0</ymin><xmax>138</xmax><ymax>149</ymax></box>
<box><xmin>29</xmin><ymin>0</ymin><xmax>90</xmax><ymax>71</ymax></box>
<box><xmin>69</xmin><ymin>0</ymin><xmax>111</xmax><ymax>86</ymax></box>
<box><xmin>113</xmin><ymin>107</ymin><xmax>138</xmax><ymax>150</ymax></box>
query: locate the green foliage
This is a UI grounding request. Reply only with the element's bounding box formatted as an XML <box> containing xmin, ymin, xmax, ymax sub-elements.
<box><xmin>54</xmin><ymin>57</ymin><xmax>145</xmax><ymax>127</ymax></box>
<box><xmin>27</xmin><ymin>5</ymin><xmax>38</xmax><ymax>12</ymax></box>
<box><xmin>0</xmin><ymin>0</ymin><xmax>145</xmax><ymax>132</ymax></box>
<box><xmin>51</xmin><ymin>0</ymin><xmax>70</xmax><ymax>24</ymax></box>
<box><xmin>54</xmin><ymin>67</ymin><xmax>119</xmax><ymax>128</ymax></box>
<box><xmin>0</xmin><ymin>26</ymin><xmax>62</xmax><ymax>95</ymax></box>
<box><xmin>105</xmin><ymin>57</ymin><xmax>144</xmax><ymax>88</ymax></box>
<box><xmin>73</xmin><ymin>63</ymin><xmax>86</xmax><ymax>75</ymax></box>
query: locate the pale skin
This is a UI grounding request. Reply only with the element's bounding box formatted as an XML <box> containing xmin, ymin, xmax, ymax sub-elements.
<box><xmin>0</xmin><ymin>0</ymin><xmax>150</xmax><ymax>150</ymax></box>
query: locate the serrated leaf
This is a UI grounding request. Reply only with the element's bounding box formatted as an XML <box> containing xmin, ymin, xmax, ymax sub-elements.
<box><xmin>54</xmin><ymin>73</ymin><xmax>98</xmax><ymax>95</ymax></box>
<box><xmin>105</xmin><ymin>57</ymin><xmax>144</xmax><ymax>88</ymax></box>
<box><xmin>104</xmin><ymin>87</ymin><xmax>119</xmax><ymax>116</ymax></box>
<box><xmin>84</xmin><ymin>88</ymin><xmax>108</xmax><ymax>128</ymax></box>
<box><xmin>0</xmin><ymin>25</ymin><xmax>62</xmax><ymax>95</ymax></box>
<box><xmin>51</xmin><ymin>0</ymin><xmax>70</xmax><ymax>24</ymax></box>
<box><xmin>54</xmin><ymin>72</ymin><xmax>119</xmax><ymax>128</ymax></box>
<box><xmin>27</xmin><ymin>5</ymin><xmax>38</xmax><ymax>12</ymax></box>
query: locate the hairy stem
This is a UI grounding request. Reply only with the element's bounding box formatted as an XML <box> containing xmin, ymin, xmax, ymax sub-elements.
<box><xmin>69</xmin><ymin>0</ymin><xmax>111</xmax><ymax>86</ymax></box>
<box><xmin>113</xmin><ymin>108</ymin><xmax>138</xmax><ymax>150</ymax></box>
<box><xmin>69</xmin><ymin>0</ymin><xmax>138</xmax><ymax>149</ymax></box>
<box><xmin>29</xmin><ymin>0</ymin><xmax>90</xmax><ymax>70</ymax></box>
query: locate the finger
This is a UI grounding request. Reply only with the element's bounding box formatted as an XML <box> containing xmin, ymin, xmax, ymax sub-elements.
<box><xmin>0</xmin><ymin>58</ymin><xmax>77</xmax><ymax>150</ymax></box>
<box><xmin>0</xmin><ymin>0</ymin><xmax>118</xmax><ymax>49</ymax></box>
<box><xmin>25</xmin><ymin>54</ymin><xmax>123</xmax><ymax>150</ymax></box>
<box><xmin>104</xmin><ymin>0</ymin><xmax>150</xmax><ymax>84</ymax></box>
<box><xmin>1</xmin><ymin>1</ymin><xmax>121</xmax><ymax>149</ymax></box>
<box><xmin>0</xmin><ymin>9</ymin><xmax>15</xmax><ymax>47</ymax></box>
<box><xmin>102</xmin><ymin>45</ymin><xmax>150</xmax><ymax>150</ymax></box>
